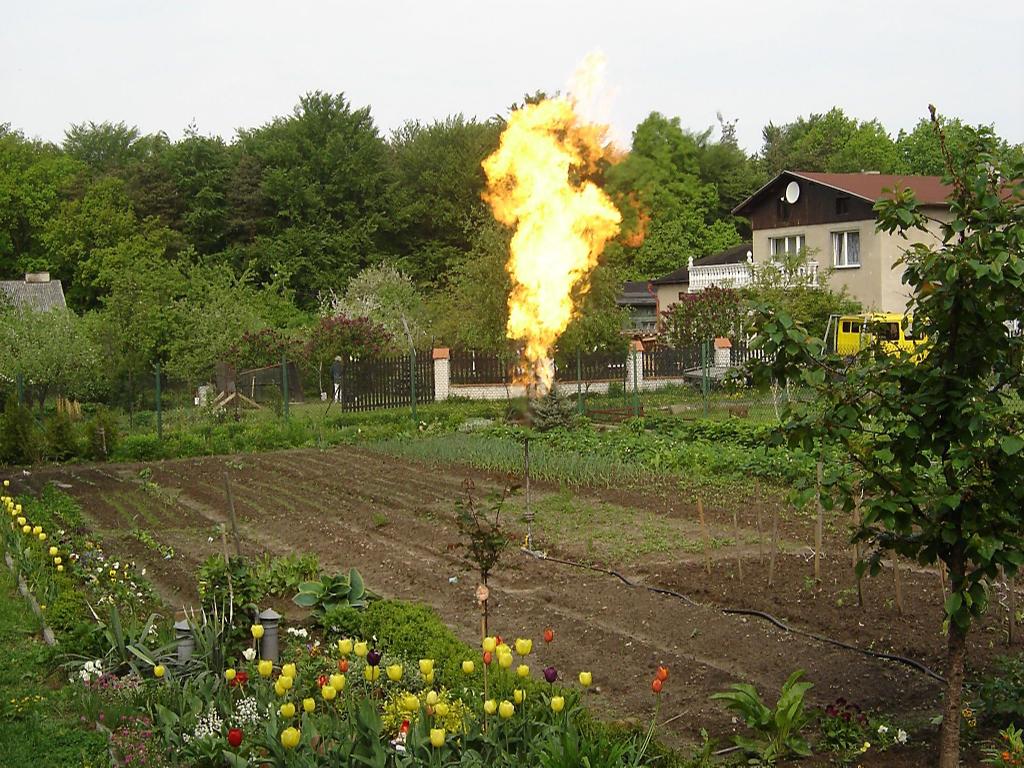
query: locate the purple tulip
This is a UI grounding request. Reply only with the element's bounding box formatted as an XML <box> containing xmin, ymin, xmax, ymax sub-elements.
<box><xmin>543</xmin><ymin>666</ymin><xmax>558</xmax><ymax>683</ymax></box>
<box><xmin>366</xmin><ymin>649</ymin><xmax>382</xmax><ymax>667</ymax></box>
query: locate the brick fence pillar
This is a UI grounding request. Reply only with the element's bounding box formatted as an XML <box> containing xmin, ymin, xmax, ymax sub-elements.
<box><xmin>432</xmin><ymin>348</ymin><xmax>450</xmax><ymax>401</ymax></box>
<box><xmin>627</xmin><ymin>340</ymin><xmax>644</xmax><ymax>391</ymax></box>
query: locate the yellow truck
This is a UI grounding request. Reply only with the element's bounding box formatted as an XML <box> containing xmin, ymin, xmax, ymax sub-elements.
<box><xmin>826</xmin><ymin>312</ymin><xmax>924</xmax><ymax>357</ymax></box>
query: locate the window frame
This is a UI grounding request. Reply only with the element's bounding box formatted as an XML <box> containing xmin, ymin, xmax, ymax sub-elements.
<box><xmin>832</xmin><ymin>229</ymin><xmax>861</xmax><ymax>269</ymax></box>
<box><xmin>769</xmin><ymin>234</ymin><xmax>805</xmax><ymax>258</ymax></box>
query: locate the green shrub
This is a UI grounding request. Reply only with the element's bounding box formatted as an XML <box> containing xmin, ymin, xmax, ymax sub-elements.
<box><xmin>321</xmin><ymin>604</ymin><xmax>364</xmax><ymax>637</ymax></box>
<box><xmin>0</xmin><ymin>395</ymin><xmax>41</xmax><ymax>465</ymax></box>
<box><xmin>83</xmin><ymin>407</ymin><xmax>119</xmax><ymax>460</ymax></box>
<box><xmin>44</xmin><ymin>411</ymin><xmax>78</xmax><ymax>461</ymax></box>
<box><xmin>111</xmin><ymin>433</ymin><xmax>166</xmax><ymax>461</ymax></box>
<box><xmin>45</xmin><ymin>586</ymin><xmax>90</xmax><ymax>632</ymax></box>
<box><xmin>359</xmin><ymin>600</ymin><xmax>474</xmax><ymax>682</ymax></box>
<box><xmin>976</xmin><ymin>653</ymin><xmax>1024</xmax><ymax>725</ymax></box>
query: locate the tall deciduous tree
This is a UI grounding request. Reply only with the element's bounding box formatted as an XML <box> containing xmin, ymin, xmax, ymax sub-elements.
<box><xmin>752</xmin><ymin>113</ymin><xmax>1024</xmax><ymax>768</ymax></box>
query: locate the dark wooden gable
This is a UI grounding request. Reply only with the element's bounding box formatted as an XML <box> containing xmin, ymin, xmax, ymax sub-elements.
<box><xmin>745</xmin><ymin>175</ymin><xmax>876</xmax><ymax>230</ymax></box>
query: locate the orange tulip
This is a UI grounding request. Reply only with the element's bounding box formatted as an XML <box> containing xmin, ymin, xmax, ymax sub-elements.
<box><xmin>656</xmin><ymin>666</ymin><xmax>669</xmax><ymax>682</ymax></box>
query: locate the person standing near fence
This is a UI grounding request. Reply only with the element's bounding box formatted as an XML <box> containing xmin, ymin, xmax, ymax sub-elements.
<box><xmin>332</xmin><ymin>356</ymin><xmax>343</xmax><ymax>403</ymax></box>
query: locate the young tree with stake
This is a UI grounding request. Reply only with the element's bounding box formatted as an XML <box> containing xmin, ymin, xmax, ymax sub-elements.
<box><xmin>751</xmin><ymin>109</ymin><xmax>1024</xmax><ymax>768</ymax></box>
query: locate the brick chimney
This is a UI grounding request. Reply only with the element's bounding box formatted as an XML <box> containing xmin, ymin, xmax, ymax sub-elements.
<box><xmin>25</xmin><ymin>272</ymin><xmax>50</xmax><ymax>283</ymax></box>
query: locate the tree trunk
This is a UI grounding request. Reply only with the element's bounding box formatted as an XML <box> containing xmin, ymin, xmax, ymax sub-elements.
<box><xmin>938</xmin><ymin>619</ymin><xmax>969</xmax><ymax>768</ymax></box>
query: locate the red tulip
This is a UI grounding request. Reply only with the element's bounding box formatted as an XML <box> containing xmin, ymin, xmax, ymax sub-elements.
<box><xmin>483</xmin><ymin>651</ymin><xmax>493</xmax><ymax>665</ymax></box>
<box><xmin>318</xmin><ymin>674</ymin><xmax>328</xmax><ymax>688</ymax></box>
<box><xmin>652</xmin><ymin>678</ymin><xmax>663</xmax><ymax>694</ymax></box>
<box><xmin>228</xmin><ymin>728</ymin><xmax>243</xmax><ymax>747</ymax></box>
<box><xmin>656</xmin><ymin>666</ymin><xmax>669</xmax><ymax>682</ymax></box>
<box><xmin>543</xmin><ymin>628</ymin><xmax>554</xmax><ymax>643</ymax></box>
<box><xmin>338</xmin><ymin>659</ymin><xmax>349</xmax><ymax>673</ymax></box>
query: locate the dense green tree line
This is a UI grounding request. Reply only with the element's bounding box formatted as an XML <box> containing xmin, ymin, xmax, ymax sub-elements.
<box><xmin>0</xmin><ymin>96</ymin><xmax>1019</xmax><ymax>398</ymax></box>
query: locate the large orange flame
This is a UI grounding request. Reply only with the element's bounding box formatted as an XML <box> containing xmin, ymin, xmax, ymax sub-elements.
<box><xmin>482</xmin><ymin>55</ymin><xmax>622</xmax><ymax>393</ymax></box>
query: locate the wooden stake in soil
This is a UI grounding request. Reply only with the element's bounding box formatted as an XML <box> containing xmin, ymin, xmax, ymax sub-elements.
<box><xmin>768</xmin><ymin>507</ymin><xmax>780</xmax><ymax>588</ymax></box>
<box><xmin>852</xmin><ymin>489</ymin><xmax>864</xmax><ymax>608</ymax></box>
<box><xmin>755</xmin><ymin>506</ymin><xmax>764</xmax><ymax>563</ymax></box>
<box><xmin>223</xmin><ymin>471</ymin><xmax>242</xmax><ymax>558</ymax></box>
<box><xmin>732</xmin><ymin>510</ymin><xmax>743</xmax><ymax>579</ymax></box>
<box><xmin>814</xmin><ymin>460</ymin><xmax>823</xmax><ymax>584</ymax></box>
<box><xmin>892</xmin><ymin>557</ymin><xmax>905</xmax><ymax>616</ymax></box>
<box><xmin>1009</xmin><ymin>574</ymin><xmax>1017</xmax><ymax>646</ymax></box>
<box><xmin>697</xmin><ymin>499</ymin><xmax>712</xmax><ymax>575</ymax></box>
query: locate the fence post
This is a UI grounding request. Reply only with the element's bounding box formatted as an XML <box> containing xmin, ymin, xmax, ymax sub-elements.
<box><xmin>281</xmin><ymin>354</ymin><xmax>289</xmax><ymax>419</ymax></box>
<box><xmin>576</xmin><ymin>347</ymin><xmax>584</xmax><ymax>415</ymax></box>
<box><xmin>432</xmin><ymin>348</ymin><xmax>450</xmax><ymax>402</ymax></box>
<box><xmin>16</xmin><ymin>372</ymin><xmax>24</xmax><ymax>407</ymax></box>
<box><xmin>630</xmin><ymin>341</ymin><xmax>641</xmax><ymax>418</ymax></box>
<box><xmin>701</xmin><ymin>340</ymin><xmax>710</xmax><ymax>417</ymax></box>
<box><xmin>154</xmin><ymin>361</ymin><xmax>162</xmax><ymax>441</ymax></box>
<box><xmin>409</xmin><ymin>349</ymin><xmax>418</xmax><ymax>423</ymax></box>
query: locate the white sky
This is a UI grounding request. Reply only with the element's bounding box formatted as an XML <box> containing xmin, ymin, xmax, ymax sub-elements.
<box><xmin>2</xmin><ymin>0</ymin><xmax>1022</xmax><ymax>153</ymax></box>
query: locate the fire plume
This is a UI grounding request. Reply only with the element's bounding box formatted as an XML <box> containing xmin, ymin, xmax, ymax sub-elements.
<box><xmin>482</xmin><ymin>55</ymin><xmax>622</xmax><ymax>393</ymax></box>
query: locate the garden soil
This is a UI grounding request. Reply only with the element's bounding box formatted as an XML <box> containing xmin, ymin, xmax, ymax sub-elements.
<box><xmin>21</xmin><ymin>446</ymin><xmax>1016</xmax><ymax>766</ymax></box>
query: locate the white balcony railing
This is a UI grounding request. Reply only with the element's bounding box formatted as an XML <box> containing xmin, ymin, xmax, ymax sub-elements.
<box><xmin>687</xmin><ymin>258</ymin><xmax>819</xmax><ymax>292</ymax></box>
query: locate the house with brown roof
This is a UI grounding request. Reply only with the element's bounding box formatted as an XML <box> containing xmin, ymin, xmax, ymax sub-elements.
<box><xmin>732</xmin><ymin>171</ymin><xmax>952</xmax><ymax>312</ymax></box>
<box><xmin>648</xmin><ymin>242</ymin><xmax>754</xmax><ymax>330</ymax></box>
<box><xmin>0</xmin><ymin>272</ymin><xmax>67</xmax><ymax>312</ymax></box>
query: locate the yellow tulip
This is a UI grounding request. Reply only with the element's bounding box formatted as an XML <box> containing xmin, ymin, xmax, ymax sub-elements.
<box><xmin>430</xmin><ymin>728</ymin><xmax>446</xmax><ymax>748</ymax></box>
<box><xmin>303</xmin><ymin>698</ymin><xmax>315</xmax><ymax>714</ymax></box>
<box><xmin>423</xmin><ymin>671</ymin><xmax>434</xmax><ymax>685</ymax></box>
<box><xmin>386</xmin><ymin>664</ymin><xmax>403</xmax><ymax>682</ymax></box>
<box><xmin>274</xmin><ymin>680</ymin><xmax>286</xmax><ymax>697</ymax></box>
<box><xmin>418</xmin><ymin>659</ymin><xmax>434</xmax><ymax>676</ymax></box>
<box><xmin>498</xmin><ymin>700</ymin><xmax>514</xmax><ymax>719</ymax></box>
<box><xmin>16</xmin><ymin>516</ymin><xmax>25</xmax><ymax>526</ymax></box>
<box><xmin>280</xmin><ymin>702</ymin><xmax>296</xmax><ymax>718</ymax></box>
<box><xmin>516</xmin><ymin>664</ymin><xmax>529</xmax><ymax>679</ymax></box>
<box><xmin>280</xmin><ymin>726</ymin><xmax>301</xmax><ymax>749</ymax></box>
<box><xmin>483</xmin><ymin>699</ymin><xmax>497</xmax><ymax>715</ymax></box>
<box><xmin>514</xmin><ymin>638</ymin><xmax>533</xmax><ymax>656</ymax></box>
<box><xmin>329</xmin><ymin>673</ymin><xmax>345</xmax><ymax>691</ymax></box>
<box><xmin>48</xmin><ymin>546</ymin><xmax>57</xmax><ymax>557</ymax></box>
<box><xmin>3</xmin><ymin>479</ymin><xmax>8</xmax><ymax>487</ymax></box>
<box><xmin>551</xmin><ymin>696</ymin><xmax>565</xmax><ymax>713</ymax></box>
<box><xmin>461</xmin><ymin>660</ymin><xmax>475</xmax><ymax>674</ymax></box>
<box><xmin>32</xmin><ymin>525</ymin><xmax>41</xmax><ymax>535</ymax></box>
<box><xmin>53</xmin><ymin>557</ymin><xmax>61</xmax><ymax>565</ymax></box>
<box><xmin>354</xmin><ymin>641</ymin><xmax>368</xmax><ymax>658</ymax></box>
<box><xmin>513</xmin><ymin>689</ymin><xmax>525</xmax><ymax>704</ymax></box>
<box><xmin>321</xmin><ymin>684</ymin><xmax>337</xmax><ymax>701</ymax></box>
<box><xmin>37</xmin><ymin>532</ymin><xmax>46</xmax><ymax>541</ymax></box>
<box><xmin>435</xmin><ymin>701</ymin><xmax>450</xmax><ymax>718</ymax></box>
<box><xmin>279</xmin><ymin>675</ymin><xmax>293</xmax><ymax>691</ymax></box>
<box><xmin>56</xmin><ymin>565</ymin><xmax>64</xmax><ymax>572</ymax></box>
<box><xmin>258</xmin><ymin>659</ymin><xmax>273</xmax><ymax>677</ymax></box>
<box><xmin>579</xmin><ymin>671</ymin><xmax>593</xmax><ymax>687</ymax></box>
<box><xmin>153</xmin><ymin>665</ymin><xmax>165</xmax><ymax>678</ymax></box>
<box><xmin>425</xmin><ymin>690</ymin><xmax>439</xmax><ymax>706</ymax></box>
<box><xmin>482</xmin><ymin>636</ymin><xmax>496</xmax><ymax>653</ymax></box>
<box><xmin>251</xmin><ymin>624</ymin><xmax>265</xmax><ymax>640</ymax></box>
<box><xmin>364</xmin><ymin>665</ymin><xmax>380</xmax><ymax>682</ymax></box>
<box><xmin>22</xmin><ymin>525</ymin><xmax>30</xmax><ymax>534</ymax></box>
<box><xmin>281</xmin><ymin>663</ymin><xmax>296</xmax><ymax>679</ymax></box>
<box><xmin>224</xmin><ymin>668</ymin><xmax>236</xmax><ymax>682</ymax></box>
<box><xmin>338</xmin><ymin>638</ymin><xmax>353</xmax><ymax>656</ymax></box>
<box><xmin>402</xmin><ymin>694</ymin><xmax>419</xmax><ymax>712</ymax></box>
<box><xmin>498</xmin><ymin>652</ymin><xmax>513</xmax><ymax>670</ymax></box>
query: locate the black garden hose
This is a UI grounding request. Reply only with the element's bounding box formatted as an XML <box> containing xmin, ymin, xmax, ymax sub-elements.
<box><xmin>520</xmin><ymin>548</ymin><xmax>946</xmax><ymax>684</ymax></box>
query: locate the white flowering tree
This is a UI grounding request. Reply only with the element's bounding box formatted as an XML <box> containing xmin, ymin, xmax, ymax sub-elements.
<box><xmin>322</xmin><ymin>263</ymin><xmax>428</xmax><ymax>350</ymax></box>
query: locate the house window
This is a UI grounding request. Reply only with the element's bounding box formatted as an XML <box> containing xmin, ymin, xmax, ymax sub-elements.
<box><xmin>835</xmin><ymin>196</ymin><xmax>850</xmax><ymax>215</ymax></box>
<box><xmin>769</xmin><ymin>234</ymin><xmax>804</xmax><ymax>257</ymax></box>
<box><xmin>832</xmin><ymin>230</ymin><xmax>860</xmax><ymax>268</ymax></box>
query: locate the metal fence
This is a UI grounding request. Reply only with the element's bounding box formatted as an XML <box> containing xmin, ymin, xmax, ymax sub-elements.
<box><xmin>337</xmin><ymin>352</ymin><xmax>435</xmax><ymax>413</ymax></box>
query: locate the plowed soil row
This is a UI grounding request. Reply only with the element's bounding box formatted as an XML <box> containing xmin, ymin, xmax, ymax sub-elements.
<box><xmin>20</xmin><ymin>445</ymin><xmax>1018</xmax><ymax>763</ymax></box>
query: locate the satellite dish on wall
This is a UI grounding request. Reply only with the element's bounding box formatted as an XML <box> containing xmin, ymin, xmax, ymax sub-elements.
<box><xmin>784</xmin><ymin>181</ymin><xmax>801</xmax><ymax>204</ymax></box>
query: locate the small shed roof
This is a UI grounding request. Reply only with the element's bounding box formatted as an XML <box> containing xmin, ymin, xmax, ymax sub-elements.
<box><xmin>0</xmin><ymin>274</ymin><xmax>68</xmax><ymax>312</ymax></box>
<box><xmin>616</xmin><ymin>280</ymin><xmax>656</xmax><ymax>307</ymax></box>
